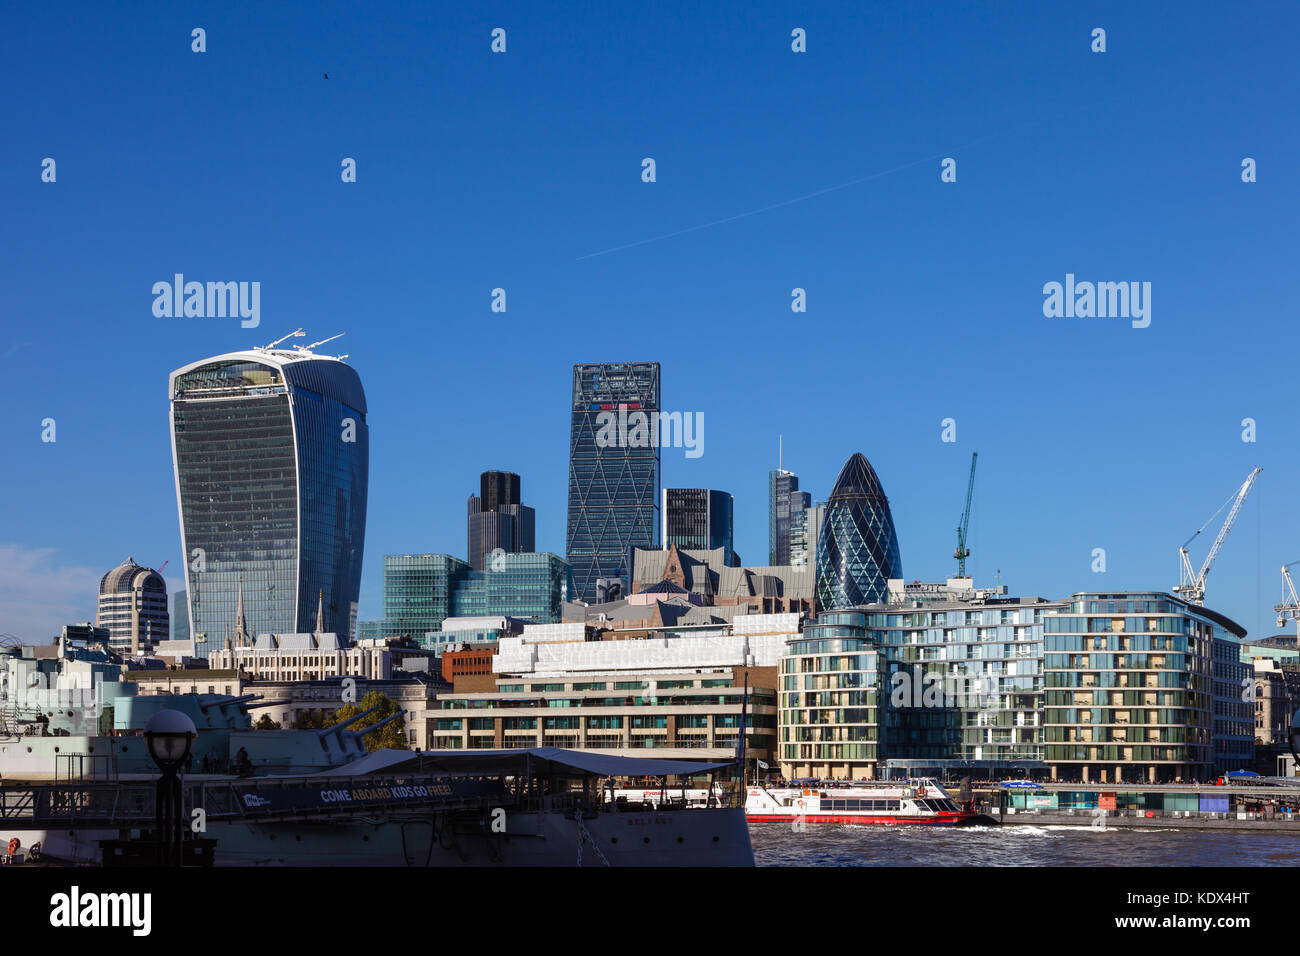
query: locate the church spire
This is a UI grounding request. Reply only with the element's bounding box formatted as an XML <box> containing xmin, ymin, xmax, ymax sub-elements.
<box><xmin>315</xmin><ymin>589</ymin><xmax>325</xmax><ymax>633</ymax></box>
<box><xmin>234</xmin><ymin>577</ymin><xmax>249</xmax><ymax>647</ymax></box>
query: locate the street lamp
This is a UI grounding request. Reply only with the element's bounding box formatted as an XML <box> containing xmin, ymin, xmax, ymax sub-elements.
<box><xmin>144</xmin><ymin>709</ymin><xmax>197</xmax><ymax>867</ymax></box>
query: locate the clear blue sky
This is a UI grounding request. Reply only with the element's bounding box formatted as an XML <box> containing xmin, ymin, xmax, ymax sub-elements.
<box><xmin>3</xmin><ymin>1</ymin><xmax>1297</xmax><ymax>642</ymax></box>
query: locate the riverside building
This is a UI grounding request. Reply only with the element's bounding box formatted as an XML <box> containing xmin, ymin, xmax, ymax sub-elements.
<box><xmin>778</xmin><ymin>578</ymin><xmax>1062</xmax><ymax>781</ymax></box>
<box><xmin>430</xmin><ymin>613</ymin><xmax>790</xmax><ymax>763</ymax></box>
<box><xmin>1042</xmin><ymin>592</ymin><xmax>1248</xmax><ymax>783</ymax></box>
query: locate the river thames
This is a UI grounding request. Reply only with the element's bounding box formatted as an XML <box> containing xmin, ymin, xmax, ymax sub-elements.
<box><xmin>750</xmin><ymin>822</ymin><xmax>1300</xmax><ymax>866</ymax></box>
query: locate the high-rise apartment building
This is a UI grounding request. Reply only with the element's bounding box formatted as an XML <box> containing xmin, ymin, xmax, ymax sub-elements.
<box><xmin>1043</xmin><ymin>592</ymin><xmax>1247</xmax><ymax>783</ymax></box>
<box><xmin>170</xmin><ymin>340</ymin><xmax>368</xmax><ymax>657</ymax></box>
<box><xmin>566</xmin><ymin>362</ymin><xmax>661</xmax><ymax>601</ymax></box>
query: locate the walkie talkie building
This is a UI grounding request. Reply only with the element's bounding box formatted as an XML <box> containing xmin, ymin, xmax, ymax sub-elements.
<box><xmin>566</xmin><ymin>362</ymin><xmax>661</xmax><ymax>602</ymax></box>
<box><xmin>169</xmin><ymin>341</ymin><xmax>368</xmax><ymax>657</ymax></box>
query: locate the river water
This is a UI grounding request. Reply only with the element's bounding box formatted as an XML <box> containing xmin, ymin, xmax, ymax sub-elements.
<box><xmin>749</xmin><ymin>822</ymin><xmax>1300</xmax><ymax>866</ymax></box>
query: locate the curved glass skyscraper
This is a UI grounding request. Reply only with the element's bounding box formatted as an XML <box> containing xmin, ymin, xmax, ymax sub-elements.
<box><xmin>815</xmin><ymin>452</ymin><xmax>901</xmax><ymax>610</ymax></box>
<box><xmin>170</xmin><ymin>344</ymin><xmax>368</xmax><ymax>656</ymax></box>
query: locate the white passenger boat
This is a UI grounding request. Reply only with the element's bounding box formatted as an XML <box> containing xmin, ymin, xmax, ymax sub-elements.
<box><xmin>744</xmin><ymin>778</ymin><xmax>980</xmax><ymax>826</ymax></box>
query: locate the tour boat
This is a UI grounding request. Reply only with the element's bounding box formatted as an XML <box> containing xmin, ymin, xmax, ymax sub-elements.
<box><xmin>744</xmin><ymin>778</ymin><xmax>981</xmax><ymax>826</ymax></box>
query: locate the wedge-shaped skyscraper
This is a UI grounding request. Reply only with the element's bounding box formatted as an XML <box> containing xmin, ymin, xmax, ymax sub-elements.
<box><xmin>170</xmin><ymin>341</ymin><xmax>368</xmax><ymax>656</ymax></box>
<box><xmin>815</xmin><ymin>452</ymin><xmax>902</xmax><ymax>609</ymax></box>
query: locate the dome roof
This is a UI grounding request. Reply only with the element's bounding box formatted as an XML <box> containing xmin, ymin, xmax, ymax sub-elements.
<box><xmin>100</xmin><ymin>556</ymin><xmax>166</xmax><ymax>595</ymax></box>
<box><xmin>827</xmin><ymin>452</ymin><xmax>888</xmax><ymax>504</ymax></box>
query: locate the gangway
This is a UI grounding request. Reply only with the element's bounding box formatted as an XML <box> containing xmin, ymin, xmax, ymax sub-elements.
<box><xmin>0</xmin><ymin>772</ymin><xmax>516</xmax><ymax>830</ymax></box>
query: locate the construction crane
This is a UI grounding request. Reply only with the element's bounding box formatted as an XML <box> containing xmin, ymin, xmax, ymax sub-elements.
<box><xmin>1172</xmin><ymin>466</ymin><xmax>1262</xmax><ymax>606</ymax></box>
<box><xmin>1274</xmin><ymin>560</ymin><xmax>1300</xmax><ymax>628</ymax></box>
<box><xmin>954</xmin><ymin>452</ymin><xmax>978</xmax><ymax>578</ymax></box>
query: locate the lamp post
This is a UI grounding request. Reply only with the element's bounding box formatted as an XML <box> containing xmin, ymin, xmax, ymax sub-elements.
<box><xmin>144</xmin><ymin>709</ymin><xmax>197</xmax><ymax>867</ymax></box>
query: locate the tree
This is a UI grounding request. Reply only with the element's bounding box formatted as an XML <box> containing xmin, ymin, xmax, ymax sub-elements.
<box><xmin>253</xmin><ymin>714</ymin><xmax>281</xmax><ymax>730</ymax></box>
<box><xmin>333</xmin><ymin>691</ymin><xmax>406</xmax><ymax>752</ymax></box>
<box><xmin>293</xmin><ymin>709</ymin><xmax>330</xmax><ymax>731</ymax></box>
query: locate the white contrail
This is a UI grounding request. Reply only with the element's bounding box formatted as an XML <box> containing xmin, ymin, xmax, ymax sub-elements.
<box><xmin>576</xmin><ymin>136</ymin><xmax>994</xmax><ymax>260</ymax></box>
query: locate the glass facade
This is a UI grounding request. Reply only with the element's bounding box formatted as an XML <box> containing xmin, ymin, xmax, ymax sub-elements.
<box><xmin>450</xmin><ymin>552</ymin><xmax>574</xmax><ymax>623</ymax></box>
<box><xmin>768</xmin><ymin>470</ymin><xmax>807</xmax><ymax>565</ymax></box>
<box><xmin>566</xmin><ymin>362</ymin><xmax>660</xmax><ymax>601</ymax></box>
<box><xmin>382</xmin><ymin>554</ymin><xmax>472</xmax><ymax>639</ymax></box>
<box><xmin>662</xmin><ymin>488</ymin><xmax>734</xmax><ymax>564</ymax></box>
<box><xmin>788</xmin><ymin>502</ymin><xmax>825</xmax><ymax>571</ymax></box>
<box><xmin>780</xmin><ymin>610</ymin><xmax>882</xmax><ymax>778</ymax></box>
<box><xmin>815</xmin><ymin>453</ymin><xmax>902</xmax><ymax>610</ymax></box>
<box><xmin>172</xmin><ymin>590</ymin><xmax>189</xmax><ymax>643</ymax></box>
<box><xmin>1041</xmin><ymin>593</ymin><xmax>1243</xmax><ymax>782</ymax></box>
<box><xmin>382</xmin><ymin>552</ymin><xmax>573</xmax><ymax>640</ymax></box>
<box><xmin>171</xmin><ymin>351</ymin><xmax>368</xmax><ymax>657</ymax></box>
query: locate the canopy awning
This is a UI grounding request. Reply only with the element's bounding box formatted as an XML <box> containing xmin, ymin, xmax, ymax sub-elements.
<box><xmin>331</xmin><ymin>746</ymin><xmax>738</xmax><ymax>779</ymax></box>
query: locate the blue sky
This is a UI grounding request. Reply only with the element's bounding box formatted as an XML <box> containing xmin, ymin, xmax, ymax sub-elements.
<box><xmin>2</xmin><ymin>1</ymin><xmax>1297</xmax><ymax>642</ymax></box>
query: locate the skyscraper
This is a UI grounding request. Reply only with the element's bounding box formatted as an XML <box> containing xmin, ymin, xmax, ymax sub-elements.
<box><xmin>815</xmin><ymin>452</ymin><xmax>902</xmax><ymax>609</ymax></box>
<box><xmin>96</xmin><ymin>557</ymin><xmax>169</xmax><ymax>656</ymax></box>
<box><xmin>172</xmin><ymin>590</ymin><xmax>189</xmax><ymax>644</ymax></box>
<box><xmin>768</xmin><ymin>466</ymin><xmax>810</xmax><ymax>566</ymax></box>
<box><xmin>789</xmin><ymin>501</ymin><xmax>826</xmax><ymax>571</ymax></box>
<box><xmin>170</xmin><ymin>338</ymin><xmax>368</xmax><ymax>657</ymax></box>
<box><xmin>662</xmin><ymin>488</ymin><xmax>735</xmax><ymax>565</ymax></box>
<box><xmin>467</xmin><ymin>470</ymin><xmax>536</xmax><ymax>571</ymax></box>
<box><xmin>566</xmin><ymin>362</ymin><xmax>661</xmax><ymax>601</ymax></box>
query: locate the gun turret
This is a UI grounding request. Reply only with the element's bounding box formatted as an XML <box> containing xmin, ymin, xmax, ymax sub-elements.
<box><xmin>356</xmin><ymin>711</ymin><xmax>402</xmax><ymax>736</ymax></box>
<box><xmin>317</xmin><ymin>704</ymin><xmax>380</xmax><ymax>736</ymax></box>
<box><xmin>199</xmin><ymin>694</ymin><xmax>262</xmax><ymax>710</ymax></box>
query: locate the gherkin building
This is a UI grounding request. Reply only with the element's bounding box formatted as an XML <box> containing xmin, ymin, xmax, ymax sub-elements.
<box><xmin>815</xmin><ymin>452</ymin><xmax>902</xmax><ymax>609</ymax></box>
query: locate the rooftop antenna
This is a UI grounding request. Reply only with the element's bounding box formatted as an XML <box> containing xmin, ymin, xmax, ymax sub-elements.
<box><xmin>296</xmin><ymin>332</ymin><xmax>345</xmax><ymax>352</ymax></box>
<box><xmin>263</xmin><ymin>329</ymin><xmax>306</xmax><ymax>350</ymax></box>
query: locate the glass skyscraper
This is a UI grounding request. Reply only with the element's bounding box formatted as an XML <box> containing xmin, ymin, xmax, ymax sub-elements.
<box><xmin>170</xmin><ymin>344</ymin><xmax>368</xmax><ymax>657</ymax></box>
<box><xmin>662</xmin><ymin>488</ymin><xmax>734</xmax><ymax>565</ymax></box>
<box><xmin>566</xmin><ymin>362</ymin><xmax>661</xmax><ymax>601</ymax></box>
<box><xmin>769</xmin><ymin>470</ymin><xmax>809</xmax><ymax>565</ymax></box>
<box><xmin>815</xmin><ymin>452</ymin><xmax>902</xmax><ymax>609</ymax></box>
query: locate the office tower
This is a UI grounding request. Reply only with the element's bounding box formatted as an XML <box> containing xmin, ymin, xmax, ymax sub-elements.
<box><xmin>170</xmin><ymin>338</ymin><xmax>368</xmax><ymax>658</ymax></box>
<box><xmin>768</xmin><ymin>469</ymin><xmax>810</xmax><ymax>566</ymax></box>
<box><xmin>96</xmin><ymin>557</ymin><xmax>169</xmax><ymax>656</ymax></box>
<box><xmin>172</xmin><ymin>590</ymin><xmax>189</xmax><ymax>644</ymax></box>
<box><xmin>662</xmin><ymin>488</ymin><xmax>735</xmax><ymax>565</ymax></box>
<box><xmin>566</xmin><ymin>362</ymin><xmax>661</xmax><ymax>601</ymax></box>
<box><xmin>815</xmin><ymin>452</ymin><xmax>902</xmax><ymax>609</ymax></box>
<box><xmin>788</xmin><ymin>501</ymin><xmax>826</xmax><ymax>571</ymax></box>
<box><xmin>479</xmin><ymin>470</ymin><xmax>520</xmax><ymax>513</ymax></box>
<box><xmin>381</xmin><ymin>552</ymin><xmax>572</xmax><ymax>641</ymax></box>
<box><xmin>381</xmin><ymin>554</ymin><xmax>472</xmax><ymax>640</ymax></box>
<box><xmin>467</xmin><ymin>470</ymin><xmax>536</xmax><ymax>571</ymax></box>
